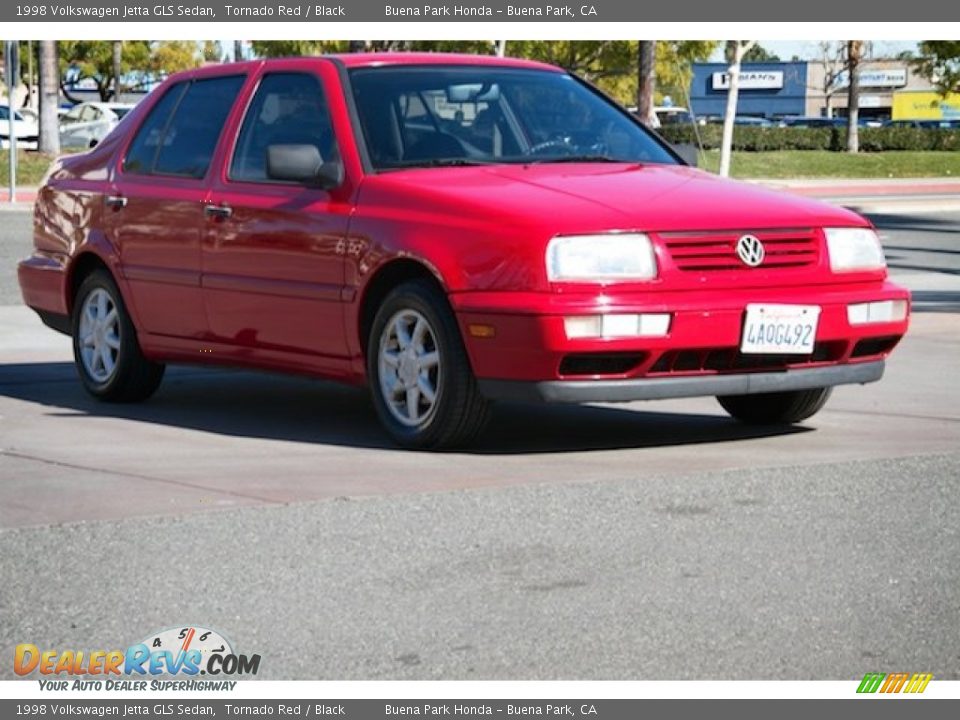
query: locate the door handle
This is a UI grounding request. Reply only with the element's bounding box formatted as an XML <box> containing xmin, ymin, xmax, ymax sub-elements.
<box><xmin>105</xmin><ymin>195</ymin><xmax>127</xmax><ymax>209</ymax></box>
<box><xmin>204</xmin><ymin>203</ymin><xmax>233</xmax><ymax>220</ymax></box>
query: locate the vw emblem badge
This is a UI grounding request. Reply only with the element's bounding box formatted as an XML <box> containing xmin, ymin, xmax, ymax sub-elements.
<box><xmin>736</xmin><ymin>234</ymin><xmax>765</xmax><ymax>267</ymax></box>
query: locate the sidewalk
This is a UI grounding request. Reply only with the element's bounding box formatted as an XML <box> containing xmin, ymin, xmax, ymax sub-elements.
<box><xmin>746</xmin><ymin>177</ymin><xmax>960</xmax><ymax>212</ymax></box>
<box><xmin>0</xmin><ymin>187</ymin><xmax>37</xmax><ymax>209</ymax></box>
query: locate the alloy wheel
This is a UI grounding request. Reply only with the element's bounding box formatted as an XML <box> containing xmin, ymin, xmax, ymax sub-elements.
<box><xmin>377</xmin><ymin>309</ymin><xmax>442</xmax><ymax>427</ymax></box>
<box><xmin>78</xmin><ymin>287</ymin><xmax>121</xmax><ymax>383</ymax></box>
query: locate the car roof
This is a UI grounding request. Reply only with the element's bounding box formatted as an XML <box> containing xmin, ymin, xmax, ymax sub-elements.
<box><xmin>330</xmin><ymin>52</ymin><xmax>562</xmax><ymax>72</ymax></box>
<box><xmin>164</xmin><ymin>53</ymin><xmax>563</xmax><ymax>84</ymax></box>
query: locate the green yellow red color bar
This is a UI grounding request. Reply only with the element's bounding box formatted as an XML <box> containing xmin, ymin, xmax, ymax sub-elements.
<box><xmin>857</xmin><ymin>672</ymin><xmax>933</xmax><ymax>694</ymax></box>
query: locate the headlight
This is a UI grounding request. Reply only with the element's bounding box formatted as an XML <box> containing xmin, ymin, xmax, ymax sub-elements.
<box><xmin>546</xmin><ymin>233</ymin><xmax>658</xmax><ymax>283</ymax></box>
<box><xmin>824</xmin><ymin>227</ymin><xmax>886</xmax><ymax>272</ymax></box>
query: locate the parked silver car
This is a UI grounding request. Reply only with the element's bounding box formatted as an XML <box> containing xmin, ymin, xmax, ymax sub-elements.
<box><xmin>59</xmin><ymin>102</ymin><xmax>134</xmax><ymax>149</ymax></box>
<box><xmin>0</xmin><ymin>105</ymin><xmax>40</xmax><ymax>150</ymax></box>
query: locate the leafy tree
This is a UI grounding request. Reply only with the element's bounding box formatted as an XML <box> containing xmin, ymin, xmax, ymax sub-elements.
<box><xmin>58</xmin><ymin>41</ymin><xmax>202</xmax><ymax>102</ymax></box>
<box><xmin>249</xmin><ymin>40</ymin><xmax>349</xmax><ymax>57</ymax></box>
<box><xmin>742</xmin><ymin>44</ymin><xmax>780</xmax><ymax>63</ymax></box>
<box><xmin>913</xmin><ymin>41</ymin><xmax>960</xmax><ymax>95</ymax></box>
<box><xmin>654</xmin><ymin>41</ymin><xmax>719</xmax><ymax>107</ymax></box>
<box><xmin>149</xmin><ymin>41</ymin><xmax>203</xmax><ymax>76</ymax></box>
<box><xmin>59</xmin><ymin>41</ymin><xmax>148</xmax><ymax>102</ymax></box>
<box><xmin>201</xmin><ymin>41</ymin><xmax>223</xmax><ymax>63</ymax></box>
<box><xmin>248</xmin><ymin>40</ymin><xmax>718</xmax><ymax>108</ymax></box>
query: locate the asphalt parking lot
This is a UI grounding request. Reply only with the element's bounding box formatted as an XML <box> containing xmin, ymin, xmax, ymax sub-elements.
<box><xmin>1</xmin><ymin>206</ymin><xmax>958</xmax><ymax>680</ymax></box>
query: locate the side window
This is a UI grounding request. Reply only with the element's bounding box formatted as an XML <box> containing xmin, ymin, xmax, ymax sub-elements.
<box><xmin>62</xmin><ymin>106</ymin><xmax>83</xmax><ymax>124</ymax></box>
<box><xmin>229</xmin><ymin>72</ymin><xmax>340</xmax><ymax>184</ymax></box>
<box><xmin>123</xmin><ymin>75</ymin><xmax>244</xmax><ymax>179</ymax></box>
<box><xmin>154</xmin><ymin>76</ymin><xmax>245</xmax><ymax>178</ymax></box>
<box><xmin>123</xmin><ymin>83</ymin><xmax>187</xmax><ymax>175</ymax></box>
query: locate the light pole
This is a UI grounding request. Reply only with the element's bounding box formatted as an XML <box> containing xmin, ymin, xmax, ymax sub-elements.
<box><xmin>4</xmin><ymin>41</ymin><xmax>19</xmax><ymax>203</ymax></box>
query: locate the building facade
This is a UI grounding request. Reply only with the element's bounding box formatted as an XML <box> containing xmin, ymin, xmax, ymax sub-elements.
<box><xmin>688</xmin><ymin>62</ymin><xmax>808</xmax><ymax>120</ymax></box>
<box><xmin>690</xmin><ymin>59</ymin><xmax>938</xmax><ymax>122</ymax></box>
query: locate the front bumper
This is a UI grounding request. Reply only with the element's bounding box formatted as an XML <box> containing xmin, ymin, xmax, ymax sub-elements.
<box><xmin>451</xmin><ymin>280</ymin><xmax>909</xmax><ymax>402</ymax></box>
<box><xmin>479</xmin><ymin>360</ymin><xmax>884</xmax><ymax>404</ymax></box>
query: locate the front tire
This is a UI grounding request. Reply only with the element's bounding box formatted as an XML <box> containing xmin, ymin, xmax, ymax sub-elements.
<box><xmin>72</xmin><ymin>269</ymin><xmax>165</xmax><ymax>402</ymax></box>
<box><xmin>717</xmin><ymin>387</ymin><xmax>832</xmax><ymax>425</ymax></box>
<box><xmin>367</xmin><ymin>279</ymin><xmax>490</xmax><ymax>449</ymax></box>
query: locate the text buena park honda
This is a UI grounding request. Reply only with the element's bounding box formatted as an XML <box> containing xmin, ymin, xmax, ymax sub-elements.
<box><xmin>386</xmin><ymin>706</ymin><xmax>598</xmax><ymax>716</ymax></box>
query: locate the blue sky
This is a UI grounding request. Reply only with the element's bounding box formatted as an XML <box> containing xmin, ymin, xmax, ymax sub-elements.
<box><xmin>709</xmin><ymin>41</ymin><xmax>919</xmax><ymax>62</ymax></box>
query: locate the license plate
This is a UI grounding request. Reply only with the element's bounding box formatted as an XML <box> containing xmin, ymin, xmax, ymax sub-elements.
<box><xmin>741</xmin><ymin>304</ymin><xmax>821</xmax><ymax>355</ymax></box>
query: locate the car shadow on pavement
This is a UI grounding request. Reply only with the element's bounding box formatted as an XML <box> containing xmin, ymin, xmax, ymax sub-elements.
<box><xmin>866</xmin><ymin>211</ymin><xmax>960</xmax><ymax>236</ymax></box>
<box><xmin>0</xmin><ymin>362</ymin><xmax>810</xmax><ymax>455</ymax></box>
<box><xmin>907</xmin><ymin>290</ymin><xmax>960</xmax><ymax>313</ymax></box>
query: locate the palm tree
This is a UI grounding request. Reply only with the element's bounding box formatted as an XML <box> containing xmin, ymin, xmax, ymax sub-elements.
<box><xmin>38</xmin><ymin>40</ymin><xmax>59</xmax><ymax>155</ymax></box>
<box><xmin>846</xmin><ymin>41</ymin><xmax>863</xmax><ymax>153</ymax></box>
<box><xmin>112</xmin><ymin>41</ymin><xmax>122</xmax><ymax>100</ymax></box>
<box><xmin>637</xmin><ymin>41</ymin><xmax>657</xmax><ymax>127</ymax></box>
<box><xmin>719</xmin><ymin>41</ymin><xmax>756</xmax><ymax>177</ymax></box>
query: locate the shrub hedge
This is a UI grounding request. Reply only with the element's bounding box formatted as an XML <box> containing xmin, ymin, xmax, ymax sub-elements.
<box><xmin>658</xmin><ymin>124</ymin><xmax>960</xmax><ymax>152</ymax></box>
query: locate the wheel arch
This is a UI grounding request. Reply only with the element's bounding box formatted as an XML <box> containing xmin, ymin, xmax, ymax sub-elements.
<box><xmin>357</xmin><ymin>258</ymin><xmax>450</xmax><ymax>358</ymax></box>
<box><xmin>66</xmin><ymin>252</ymin><xmax>114</xmax><ymax>313</ymax></box>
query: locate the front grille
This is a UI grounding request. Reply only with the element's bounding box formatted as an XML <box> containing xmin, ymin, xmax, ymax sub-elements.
<box><xmin>658</xmin><ymin>228</ymin><xmax>819</xmax><ymax>272</ymax></box>
<box><xmin>649</xmin><ymin>342</ymin><xmax>845</xmax><ymax>375</ymax></box>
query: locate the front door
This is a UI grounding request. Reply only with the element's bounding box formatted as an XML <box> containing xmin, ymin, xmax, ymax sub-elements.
<box><xmin>202</xmin><ymin>66</ymin><xmax>353</xmax><ymax>363</ymax></box>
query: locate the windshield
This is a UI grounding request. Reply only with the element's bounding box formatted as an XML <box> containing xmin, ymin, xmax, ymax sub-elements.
<box><xmin>348</xmin><ymin>66</ymin><xmax>678</xmax><ymax>170</ymax></box>
<box><xmin>111</xmin><ymin>106</ymin><xmax>132</xmax><ymax>119</ymax></box>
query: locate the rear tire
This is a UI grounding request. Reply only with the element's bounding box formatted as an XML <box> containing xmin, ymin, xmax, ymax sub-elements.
<box><xmin>717</xmin><ymin>387</ymin><xmax>832</xmax><ymax>425</ymax></box>
<box><xmin>72</xmin><ymin>269</ymin><xmax>165</xmax><ymax>402</ymax></box>
<box><xmin>367</xmin><ymin>279</ymin><xmax>490</xmax><ymax>449</ymax></box>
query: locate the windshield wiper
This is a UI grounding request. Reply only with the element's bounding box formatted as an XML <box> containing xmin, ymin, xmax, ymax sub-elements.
<box><xmin>385</xmin><ymin>158</ymin><xmax>496</xmax><ymax>169</ymax></box>
<box><xmin>526</xmin><ymin>155</ymin><xmax>631</xmax><ymax>164</ymax></box>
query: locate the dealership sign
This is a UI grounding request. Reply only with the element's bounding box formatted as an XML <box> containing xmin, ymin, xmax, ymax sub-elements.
<box><xmin>831</xmin><ymin>68</ymin><xmax>907</xmax><ymax>90</ymax></box>
<box><xmin>712</xmin><ymin>71</ymin><xmax>784</xmax><ymax>91</ymax></box>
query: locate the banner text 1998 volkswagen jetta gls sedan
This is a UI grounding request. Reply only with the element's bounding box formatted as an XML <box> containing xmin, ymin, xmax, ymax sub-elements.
<box><xmin>18</xmin><ymin>54</ymin><xmax>910</xmax><ymax>449</ymax></box>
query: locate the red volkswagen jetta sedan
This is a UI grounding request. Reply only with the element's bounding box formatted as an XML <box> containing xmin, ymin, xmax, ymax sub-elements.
<box><xmin>18</xmin><ymin>54</ymin><xmax>910</xmax><ymax>449</ymax></box>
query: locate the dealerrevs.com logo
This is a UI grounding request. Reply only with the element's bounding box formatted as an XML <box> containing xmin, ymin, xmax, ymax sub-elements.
<box><xmin>14</xmin><ymin>626</ymin><xmax>261</xmax><ymax>690</ymax></box>
<box><xmin>857</xmin><ymin>672</ymin><xmax>933</xmax><ymax>694</ymax></box>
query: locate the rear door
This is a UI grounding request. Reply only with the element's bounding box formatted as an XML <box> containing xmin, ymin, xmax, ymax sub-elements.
<box><xmin>201</xmin><ymin>62</ymin><xmax>354</xmax><ymax>363</ymax></box>
<box><xmin>105</xmin><ymin>74</ymin><xmax>246</xmax><ymax>340</ymax></box>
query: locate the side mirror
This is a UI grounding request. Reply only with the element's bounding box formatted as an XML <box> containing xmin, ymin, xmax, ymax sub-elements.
<box><xmin>671</xmin><ymin>143</ymin><xmax>700</xmax><ymax>168</ymax></box>
<box><xmin>266</xmin><ymin>144</ymin><xmax>342</xmax><ymax>189</ymax></box>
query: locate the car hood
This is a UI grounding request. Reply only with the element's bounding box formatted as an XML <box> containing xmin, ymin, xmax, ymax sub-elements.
<box><xmin>372</xmin><ymin>162</ymin><xmax>866</xmax><ymax>233</ymax></box>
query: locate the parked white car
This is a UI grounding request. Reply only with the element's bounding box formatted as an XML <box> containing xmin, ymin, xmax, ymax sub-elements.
<box><xmin>59</xmin><ymin>102</ymin><xmax>134</xmax><ymax>149</ymax></box>
<box><xmin>0</xmin><ymin>105</ymin><xmax>40</xmax><ymax>150</ymax></box>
